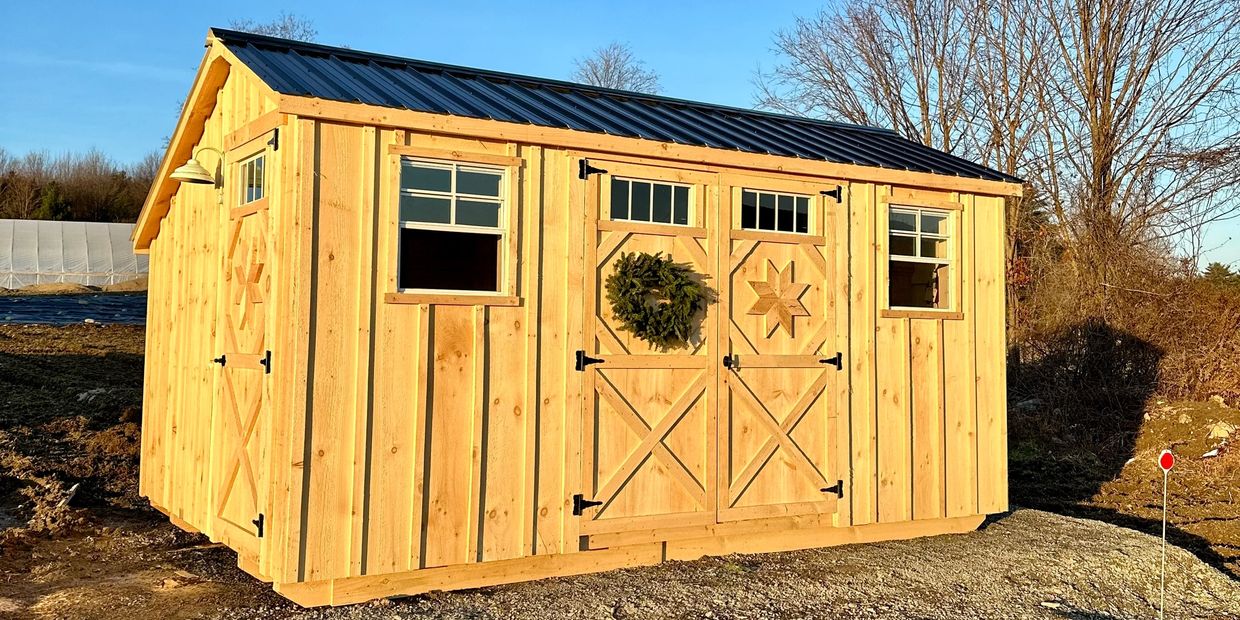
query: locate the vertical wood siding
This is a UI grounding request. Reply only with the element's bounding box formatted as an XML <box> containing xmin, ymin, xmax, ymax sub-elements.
<box><xmin>140</xmin><ymin>67</ymin><xmax>278</xmax><ymax>538</ymax></box>
<box><xmin>144</xmin><ymin>112</ymin><xmax>1008</xmax><ymax>586</ymax></box>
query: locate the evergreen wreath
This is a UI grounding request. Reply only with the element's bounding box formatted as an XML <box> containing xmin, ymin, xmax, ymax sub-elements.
<box><xmin>605</xmin><ymin>251</ymin><xmax>707</xmax><ymax>349</ymax></box>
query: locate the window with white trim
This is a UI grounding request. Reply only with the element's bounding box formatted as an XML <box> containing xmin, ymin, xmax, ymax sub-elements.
<box><xmin>741</xmin><ymin>189</ymin><xmax>809</xmax><ymax>234</ymax></box>
<box><xmin>398</xmin><ymin>158</ymin><xmax>505</xmax><ymax>292</ymax></box>
<box><xmin>240</xmin><ymin>154</ymin><xmax>265</xmax><ymax>204</ymax></box>
<box><xmin>610</xmin><ymin>177</ymin><xmax>691</xmax><ymax>225</ymax></box>
<box><xmin>888</xmin><ymin>206</ymin><xmax>952</xmax><ymax>309</ymax></box>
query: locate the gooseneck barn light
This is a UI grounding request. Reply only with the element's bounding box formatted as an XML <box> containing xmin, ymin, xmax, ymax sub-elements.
<box><xmin>170</xmin><ymin>146</ymin><xmax>224</xmax><ymax>186</ymax></box>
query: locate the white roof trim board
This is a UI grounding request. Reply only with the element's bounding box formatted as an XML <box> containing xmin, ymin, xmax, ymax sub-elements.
<box><xmin>0</xmin><ymin>219</ymin><xmax>149</xmax><ymax>289</ymax></box>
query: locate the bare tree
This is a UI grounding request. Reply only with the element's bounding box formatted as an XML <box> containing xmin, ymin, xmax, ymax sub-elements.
<box><xmin>572</xmin><ymin>42</ymin><xmax>661</xmax><ymax>94</ymax></box>
<box><xmin>756</xmin><ymin>0</ymin><xmax>981</xmax><ymax>154</ymax></box>
<box><xmin>1032</xmin><ymin>0</ymin><xmax>1240</xmax><ymax>273</ymax></box>
<box><xmin>229</xmin><ymin>12</ymin><xmax>318</xmax><ymax>42</ymax></box>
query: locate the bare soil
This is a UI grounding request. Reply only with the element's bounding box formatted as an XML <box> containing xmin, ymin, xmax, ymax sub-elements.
<box><xmin>0</xmin><ymin>325</ymin><xmax>1236</xmax><ymax>619</ymax></box>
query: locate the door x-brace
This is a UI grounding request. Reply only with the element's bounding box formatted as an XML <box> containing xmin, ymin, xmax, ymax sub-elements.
<box><xmin>582</xmin><ymin>371</ymin><xmax>710</xmax><ymax>514</ymax></box>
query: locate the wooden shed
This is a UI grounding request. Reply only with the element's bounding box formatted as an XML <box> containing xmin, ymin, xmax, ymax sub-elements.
<box><xmin>134</xmin><ymin>28</ymin><xmax>1020</xmax><ymax>606</ymax></box>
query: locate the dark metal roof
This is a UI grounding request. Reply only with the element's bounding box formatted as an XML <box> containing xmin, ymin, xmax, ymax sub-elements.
<box><xmin>212</xmin><ymin>28</ymin><xmax>1022</xmax><ymax>184</ymax></box>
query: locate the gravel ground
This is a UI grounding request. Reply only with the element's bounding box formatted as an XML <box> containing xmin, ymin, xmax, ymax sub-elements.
<box><xmin>234</xmin><ymin>509</ymin><xmax>1238</xmax><ymax>620</ymax></box>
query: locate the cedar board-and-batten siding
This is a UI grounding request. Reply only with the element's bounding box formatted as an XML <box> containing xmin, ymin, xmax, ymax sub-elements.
<box><xmin>276</xmin><ymin>121</ymin><xmax>1008</xmax><ymax>582</ymax></box>
<box><xmin>139</xmin><ymin>57</ymin><xmax>285</xmax><ymax>549</ymax></box>
<box><xmin>139</xmin><ymin>57</ymin><xmax>1008</xmax><ymax>594</ymax></box>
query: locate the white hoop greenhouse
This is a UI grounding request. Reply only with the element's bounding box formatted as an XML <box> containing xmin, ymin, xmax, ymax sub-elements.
<box><xmin>0</xmin><ymin>219</ymin><xmax>149</xmax><ymax>289</ymax></box>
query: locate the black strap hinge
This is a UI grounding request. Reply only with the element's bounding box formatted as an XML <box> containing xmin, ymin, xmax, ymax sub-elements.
<box><xmin>578</xmin><ymin>159</ymin><xmax>608</xmax><ymax>180</ymax></box>
<box><xmin>572</xmin><ymin>494</ymin><xmax>603</xmax><ymax>516</ymax></box>
<box><xmin>259</xmin><ymin>350</ymin><xmax>272</xmax><ymax>374</ymax></box>
<box><xmin>252</xmin><ymin>513</ymin><xmax>265</xmax><ymax>537</ymax></box>
<box><xmin>820</xmin><ymin>352</ymin><xmax>843</xmax><ymax>370</ymax></box>
<box><xmin>821</xmin><ymin>185</ymin><xmax>843</xmax><ymax>203</ymax></box>
<box><xmin>575</xmin><ymin>350</ymin><xmax>604</xmax><ymax>371</ymax></box>
<box><xmin>821</xmin><ymin>480</ymin><xmax>844</xmax><ymax>499</ymax></box>
<box><xmin>267</xmin><ymin>128</ymin><xmax>279</xmax><ymax>151</ymax></box>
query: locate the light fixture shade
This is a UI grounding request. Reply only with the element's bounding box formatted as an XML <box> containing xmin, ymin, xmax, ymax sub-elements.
<box><xmin>170</xmin><ymin>158</ymin><xmax>215</xmax><ymax>184</ymax></box>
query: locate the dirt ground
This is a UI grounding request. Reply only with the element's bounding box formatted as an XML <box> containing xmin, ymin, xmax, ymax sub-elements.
<box><xmin>0</xmin><ymin>325</ymin><xmax>1237</xmax><ymax>619</ymax></box>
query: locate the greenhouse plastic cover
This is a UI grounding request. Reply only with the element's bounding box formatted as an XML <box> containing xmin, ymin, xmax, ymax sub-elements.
<box><xmin>0</xmin><ymin>219</ymin><xmax>149</xmax><ymax>289</ymax></box>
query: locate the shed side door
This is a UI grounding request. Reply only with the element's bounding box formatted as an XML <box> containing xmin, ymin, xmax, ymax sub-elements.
<box><xmin>577</xmin><ymin>159</ymin><xmax>720</xmax><ymax>535</ymax></box>
<box><xmin>212</xmin><ymin>138</ymin><xmax>274</xmax><ymax>563</ymax></box>
<box><xmin>719</xmin><ymin>175</ymin><xmax>841</xmax><ymax>522</ymax></box>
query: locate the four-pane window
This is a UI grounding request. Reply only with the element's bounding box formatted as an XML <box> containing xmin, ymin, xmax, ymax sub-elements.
<box><xmin>610</xmin><ymin>177</ymin><xmax>691</xmax><ymax>225</ymax></box>
<box><xmin>740</xmin><ymin>189</ymin><xmax>809</xmax><ymax>234</ymax></box>
<box><xmin>398</xmin><ymin>158</ymin><xmax>505</xmax><ymax>292</ymax></box>
<box><xmin>888</xmin><ymin>207</ymin><xmax>952</xmax><ymax>310</ymax></box>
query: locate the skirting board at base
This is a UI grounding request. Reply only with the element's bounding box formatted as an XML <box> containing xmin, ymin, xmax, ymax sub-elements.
<box><xmin>271</xmin><ymin>514</ymin><xmax>986</xmax><ymax>607</ymax></box>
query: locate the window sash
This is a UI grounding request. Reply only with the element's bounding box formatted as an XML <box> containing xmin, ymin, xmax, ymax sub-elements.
<box><xmin>609</xmin><ymin>176</ymin><xmax>693</xmax><ymax>226</ymax></box>
<box><xmin>399</xmin><ymin>158</ymin><xmax>506</xmax><ymax>231</ymax></box>
<box><xmin>889</xmin><ymin>207</ymin><xmax>951</xmax><ymax>261</ymax></box>
<box><xmin>239</xmin><ymin>154</ymin><xmax>265</xmax><ymax>205</ymax></box>
<box><xmin>397</xmin><ymin>157</ymin><xmax>508</xmax><ymax>294</ymax></box>
<box><xmin>740</xmin><ymin>189</ymin><xmax>811</xmax><ymax>234</ymax></box>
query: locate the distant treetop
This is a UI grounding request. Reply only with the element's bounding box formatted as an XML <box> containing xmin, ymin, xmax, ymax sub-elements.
<box><xmin>572</xmin><ymin>42</ymin><xmax>661</xmax><ymax>94</ymax></box>
<box><xmin>228</xmin><ymin>12</ymin><xmax>318</xmax><ymax>42</ymax></box>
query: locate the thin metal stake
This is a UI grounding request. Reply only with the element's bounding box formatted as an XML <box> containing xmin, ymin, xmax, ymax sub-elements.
<box><xmin>1159</xmin><ymin>467</ymin><xmax>1168</xmax><ymax>620</ymax></box>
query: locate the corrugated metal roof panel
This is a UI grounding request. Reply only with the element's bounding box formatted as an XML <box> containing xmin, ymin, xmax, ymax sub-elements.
<box><xmin>213</xmin><ymin>28</ymin><xmax>1023</xmax><ymax>184</ymax></box>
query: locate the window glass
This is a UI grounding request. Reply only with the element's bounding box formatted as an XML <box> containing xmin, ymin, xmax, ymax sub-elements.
<box><xmin>673</xmin><ymin>186</ymin><xmax>690</xmax><ymax>225</ymax></box>
<box><xmin>652</xmin><ymin>184</ymin><xmax>672</xmax><ymax>224</ymax></box>
<box><xmin>630</xmin><ymin>181</ymin><xmax>651</xmax><ymax>222</ymax></box>
<box><xmin>887</xmin><ymin>206</ymin><xmax>952</xmax><ymax>309</ymax></box>
<box><xmin>758</xmin><ymin>193</ymin><xmax>776</xmax><ymax>230</ymax></box>
<box><xmin>889</xmin><ymin>211</ymin><xmax>917</xmax><ymax>232</ymax></box>
<box><xmin>921</xmin><ymin>237</ymin><xmax>948</xmax><ymax>259</ymax></box>
<box><xmin>609</xmin><ymin>177</ymin><xmax>692</xmax><ymax>226</ymax></box>
<box><xmin>741</xmin><ymin>189</ymin><xmax>813</xmax><ymax>234</ymax></box>
<box><xmin>457</xmin><ymin>169</ymin><xmax>501</xmax><ymax>197</ymax></box>
<box><xmin>402</xmin><ymin>163</ymin><xmax>451</xmax><ymax>193</ymax></box>
<box><xmin>776</xmin><ymin>195</ymin><xmax>794</xmax><ymax>232</ymax></box>
<box><xmin>398</xmin><ymin>157</ymin><xmax>508</xmax><ymax>293</ymax></box>
<box><xmin>240</xmin><ymin>155</ymin><xmax>265</xmax><ymax>204</ymax></box>
<box><xmin>400</xmin><ymin>195</ymin><xmax>451</xmax><ymax>224</ymax></box>
<box><xmin>890</xmin><ymin>235</ymin><xmax>917</xmax><ymax>257</ymax></box>
<box><xmin>457</xmin><ymin>199</ymin><xmax>500</xmax><ymax>227</ymax></box>
<box><xmin>741</xmin><ymin>190</ymin><xmax>757</xmax><ymax>229</ymax></box>
<box><xmin>611</xmin><ymin>179</ymin><xmax>629</xmax><ymax>220</ymax></box>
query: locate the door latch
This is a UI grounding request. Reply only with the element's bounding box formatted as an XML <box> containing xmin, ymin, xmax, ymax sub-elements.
<box><xmin>572</xmin><ymin>494</ymin><xmax>603</xmax><ymax>516</ymax></box>
<box><xmin>574</xmin><ymin>350</ymin><xmax>604</xmax><ymax>372</ymax></box>
<box><xmin>820</xmin><ymin>352</ymin><xmax>843</xmax><ymax>370</ymax></box>
<box><xmin>722</xmin><ymin>354</ymin><xmax>738</xmax><ymax>370</ymax></box>
<box><xmin>821</xmin><ymin>480</ymin><xmax>844</xmax><ymax>499</ymax></box>
<box><xmin>212</xmin><ymin>354</ymin><xmax>227</xmax><ymax>367</ymax></box>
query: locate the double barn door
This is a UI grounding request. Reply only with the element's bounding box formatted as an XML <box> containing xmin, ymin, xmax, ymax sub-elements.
<box><xmin>580</xmin><ymin>159</ymin><xmax>846</xmax><ymax>537</ymax></box>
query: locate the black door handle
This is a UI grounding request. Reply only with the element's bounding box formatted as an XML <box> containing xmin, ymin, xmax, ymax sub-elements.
<box><xmin>722</xmin><ymin>355</ymin><xmax>737</xmax><ymax>369</ymax></box>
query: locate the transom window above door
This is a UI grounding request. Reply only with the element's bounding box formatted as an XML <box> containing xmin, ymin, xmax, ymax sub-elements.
<box><xmin>741</xmin><ymin>189</ymin><xmax>810</xmax><ymax>234</ymax></box>
<box><xmin>610</xmin><ymin>177</ymin><xmax>691</xmax><ymax>226</ymax></box>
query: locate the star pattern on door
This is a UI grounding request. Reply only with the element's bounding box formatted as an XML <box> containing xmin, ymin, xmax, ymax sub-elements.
<box><xmin>747</xmin><ymin>259</ymin><xmax>809</xmax><ymax>336</ymax></box>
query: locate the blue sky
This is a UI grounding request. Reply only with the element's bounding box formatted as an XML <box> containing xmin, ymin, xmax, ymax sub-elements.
<box><xmin>0</xmin><ymin>1</ymin><xmax>1234</xmax><ymax>265</ymax></box>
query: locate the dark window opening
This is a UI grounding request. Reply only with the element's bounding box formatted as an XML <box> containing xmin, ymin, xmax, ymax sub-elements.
<box><xmin>399</xmin><ymin>228</ymin><xmax>500</xmax><ymax>292</ymax></box>
<box><xmin>888</xmin><ymin>261</ymin><xmax>947</xmax><ymax>309</ymax></box>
